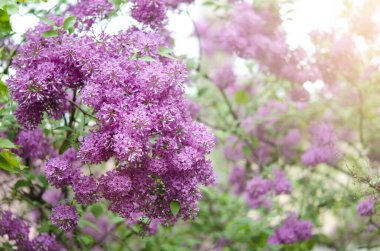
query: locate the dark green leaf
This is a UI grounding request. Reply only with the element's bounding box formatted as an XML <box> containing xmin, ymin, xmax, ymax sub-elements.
<box><xmin>90</xmin><ymin>205</ymin><xmax>103</xmax><ymax>219</ymax></box>
<box><xmin>14</xmin><ymin>180</ymin><xmax>29</xmax><ymax>190</ymax></box>
<box><xmin>0</xmin><ymin>9</ymin><xmax>12</xmax><ymax>38</ymax></box>
<box><xmin>77</xmin><ymin>234</ymin><xmax>94</xmax><ymax>246</ymax></box>
<box><xmin>170</xmin><ymin>201</ymin><xmax>180</xmax><ymax>217</ymax></box>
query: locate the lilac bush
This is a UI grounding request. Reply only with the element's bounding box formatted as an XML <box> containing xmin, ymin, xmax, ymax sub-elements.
<box><xmin>1</xmin><ymin>0</ymin><xmax>380</xmax><ymax>250</ymax></box>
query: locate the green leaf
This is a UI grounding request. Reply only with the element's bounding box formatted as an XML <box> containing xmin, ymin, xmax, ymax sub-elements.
<box><xmin>0</xmin><ymin>155</ymin><xmax>17</xmax><ymax>173</ymax></box>
<box><xmin>68</xmin><ymin>27</ymin><xmax>74</xmax><ymax>34</ymax></box>
<box><xmin>90</xmin><ymin>204</ymin><xmax>103</xmax><ymax>219</ymax></box>
<box><xmin>41</xmin><ymin>30</ymin><xmax>59</xmax><ymax>38</ymax></box>
<box><xmin>38</xmin><ymin>16</ymin><xmax>55</xmax><ymax>26</ymax></box>
<box><xmin>63</xmin><ymin>16</ymin><xmax>77</xmax><ymax>30</ymax></box>
<box><xmin>77</xmin><ymin>234</ymin><xmax>94</xmax><ymax>246</ymax></box>
<box><xmin>170</xmin><ymin>201</ymin><xmax>180</xmax><ymax>217</ymax></box>
<box><xmin>14</xmin><ymin>180</ymin><xmax>29</xmax><ymax>190</ymax></box>
<box><xmin>140</xmin><ymin>56</ymin><xmax>155</xmax><ymax>62</ymax></box>
<box><xmin>0</xmin><ymin>80</ymin><xmax>9</xmax><ymax>101</ymax></box>
<box><xmin>5</xmin><ymin>3</ymin><xmax>18</xmax><ymax>15</ymax></box>
<box><xmin>109</xmin><ymin>216</ymin><xmax>125</xmax><ymax>225</ymax></box>
<box><xmin>158</xmin><ymin>47</ymin><xmax>176</xmax><ymax>60</ymax></box>
<box><xmin>78</xmin><ymin>219</ymin><xmax>100</xmax><ymax>232</ymax></box>
<box><xmin>234</xmin><ymin>90</ymin><xmax>250</xmax><ymax>105</ymax></box>
<box><xmin>0</xmin><ymin>8</ymin><xmax>12</xmax><ymax>38</ymax></box>
<box><xmin>0</xmin><ymin>151</ymin><xmax>23</xmax><ymax>173</ymax></box>
<box><xmin>242</xmin><ymin>145</ymin><xmax>251</xmax><ymax>158</ymax></box>
<box><xmin>1</xmin><ymin>151</ymin><xmax>20</xmax><ymax>167</ymax></box>
<box><xmin>0</xmin><ymin>138</ymin><xmax>19</xmax><ymax>149</ymax></box>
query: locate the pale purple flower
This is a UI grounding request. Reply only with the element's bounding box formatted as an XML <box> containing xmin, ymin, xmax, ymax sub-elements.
<box><xmin>357</xmin><ymin>197</ymin><xmax>376</xmax><ymax>217</ymax></box>
<box><xmin>269</xmin><ymin>214</ymin><xmax>313</xmax><ymax>245</ymax></box>
<box><xmin>272</xmin><ymin>168</ymin><xmax>292</xmax><ymax>195</ymax></box>
<box><xmin>50</xmin><ymin>204</ymin><xmax>79</xmax><ymax>232</ymax></box>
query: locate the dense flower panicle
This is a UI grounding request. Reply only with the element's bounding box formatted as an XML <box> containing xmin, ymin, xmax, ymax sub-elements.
<box><xmin>281</xmin><ymin>128</ymin><xmax>301</xmax><ymax>158</ymax></box>
<box><xmin>72</xmin><ymin>175</ymin><xmax>100</xmax><ymax>205</ymax></box>
<box><xmin>357</xmin><ymin>197</ymin><xmax>376</xmax><ymax>217</ymax></box>
<box><xmin>199</xmin><ymin>2</ymin><xmax>320</xmax><ymax>84</ymax></box>
<box><xmin>0</xmin><ymin>209</ymin><xmax>60</xmax><ymax>250</ymax></box>
<box><xmin>31</xmin><ymin>233</ymin><xmax>60</xmax><ymax>251</ymax></box>
<box><xmin>272</xmin><ymin>168</ymin><xmax>292</xmax><ymax>195</ymax></box>
<box><xmin>229</xmin><ymin>167</ymin><xmax>248</xmax><ymax>194</ymax></box>
<box><xmin>245</xmin><ymin>176</ymin><xmax>272</xmax><ymax>209</ymax></box>
<box><xmin>312</xmin><ymin>32</ymin><xmax>359</xmax><ymax>84</ymax></box>
<box><xmin>69</xmin><ymin>0</ymin><xmax>113</xmax><ymax>20</ymax></box>
<box><xmin>130</xmin><ymin>0</ymin><xmax>194</xmax><ymax>27</ymax></box>
<box><xmin>0</xmin><ymin>210</ymin><xmax>30</xmax><ymax>246</ymax></box>
<box><xmin>131</xmin><ymin>0</ymin><xmax>167</xmax><ymax>27</ymax></box>
<box><xmin>44</xmin><ymin>157</ymin><xmax>78</xmax><ymax>189</ymax></box>
<box><xmin>50</xmin><ymin>204</ymin><xmax>79</xmax><ymax>232</ymax></box>
<box><xmin>302</xmin><ymin>123</ymin><xmax>339</xmax><ymax>166</ymax></box>
<box><xmin>10</xmin><ymin>0</ymin><xmax>215</xmax><ymax>225</ymax></box>
<box><xmin>269</xmin><ymin>214</ymin><xmax>313</xmax><ymax>245</ymax></box>
<box><xmin>212</xmin><ymin>61</ymin><xmax>236</xmax><ymax>90</ymax></box>
<box><xmin>240</xmin><ymin>100</ymin><xmax>289</xmax><ymax>165</ymax></box>
<box><xmin>14</xmin><ymin>129</ymin><xmax>55</xmax><ymax>160</ymax></box>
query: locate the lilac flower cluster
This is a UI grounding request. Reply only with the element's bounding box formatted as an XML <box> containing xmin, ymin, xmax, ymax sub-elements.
<box><xmin>357</xmin><ymin>197</ymin><xmax>376</xmax><ymax>217</ymax></box>
<box><xmin>244</xmin><ymin>168</ymin><xmax>292</xmax><ymax>209</ymax></box>
<box><xmin>131</xmin><ymin>0</ymin><xmax>194</xmax><ymax>27</ymax></box>
<box><xmin>50</xmin><ymin>204</ymin><xmax>79</xmax><ymax>232</ymax></box>
<box><xmin>0</xmin><ymin>209</ymin><xmax>59</xmax><ymax>250</ymax></box>
<box><xmin>268</xmin><ymin>214</ymin><xmax>313</xmax><ymax>245</ymax></box>
<box><xmin>68</xmin><ymin>0</ymin><xmax>113</xmax><ymax>30</ymax></box>
<box><xmin>14</xmin><ymin>128</ymin><xmax>55</xmax><ymax>161</ymax></box>
<box><xmin>9</xmin><ymin>0</ymin><xmax>215</xmax><ymax>229</ymax></box>
<box><xmin>302</xmin><ymin>123</ymin><xmax>339</xmax><ymax>166</ymax></box>
<box><xmin>312</xmin><ymin>32</ymin><xmax>359</xmax><ymax>84</ymax></box>
<box><xmin>198</xmin><ymin>2</ymin><xmax>320</xmax><ymax>83</ymax></box>
<box><xmin>228</xmin><ymin>167</ymin><xmax>248</xmax><ymax>194</ymax></box>
<box><xmin>241</xmin><ymin>100</ymin><xmax>296</xmax><ymax>165</ymax></box>
<box><xmin>245</xmin><ymin>176</ymin><xmax>272</xmax><ymax>209</ymax></box>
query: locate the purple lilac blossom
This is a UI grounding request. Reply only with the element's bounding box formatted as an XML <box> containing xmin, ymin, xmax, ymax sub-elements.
<box><xmin>131</xmin><ymin>0</ymin><xmax>167</xmax><ymax>27</ymax></box>
<box><xmin>14</xmin><ymin>129</ymin><xmax>55</xmax><ymax>160</ymax></box>
<box><xmin>245</xmin><ymin>176</ymin><xmax>272</xmax><ymax>209</ymax></box>
<box><xmin>0</xmin><ymin>209</ymin><xmax>60</xmax><ymax>250</ymax></box>
<box><xmin>212</xmin><ymin>61</ymin><xmax>236</xmax><ymax>90</ymax></box>
<box><xmin>9</xmin><ymin>1</ymin><xmax>215</xmax><ymax>226</ymax></box>
<box><xmin>302</xmin><ymin>122</ymin><xmax>339</xmax><ymax>166</ymax></box>
<box><xmin>228</xmin><ymin>166</ymin><xmax>248</xmax><ymax>194</ymax></box>
<box><xmin>272</xmin><ymin>168</ymin><xmax>292</xmax><ymax>195</ymax></box>
<box><xmin>268</xmin><ymin>214</ymin><xmax>313</xmax><ymax>245</ymax></box>
<box><xmin>72</xmin><ymin>175</ymin><xmax>100</xmax><ymax>205</ymax></box>
<box><xmin>50</xmin><ymin>204</ymin><xmax>79</xmax><ymax>232</ymax></box>
<box><xmin>44</xmin><ymin>157</ymin><xmax>78</xmax><ymax>189</ymax></box>
<box><xmin>357</xmin><ymin>197</ymin><xmax>376</xmax><ymax>217</ymax></box>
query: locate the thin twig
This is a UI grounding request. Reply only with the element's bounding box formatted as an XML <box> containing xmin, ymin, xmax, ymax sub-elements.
<box><xmin>68</xmin><ymin>99</ymin><xmax>98</xmax><ymax>121</ymax></box>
